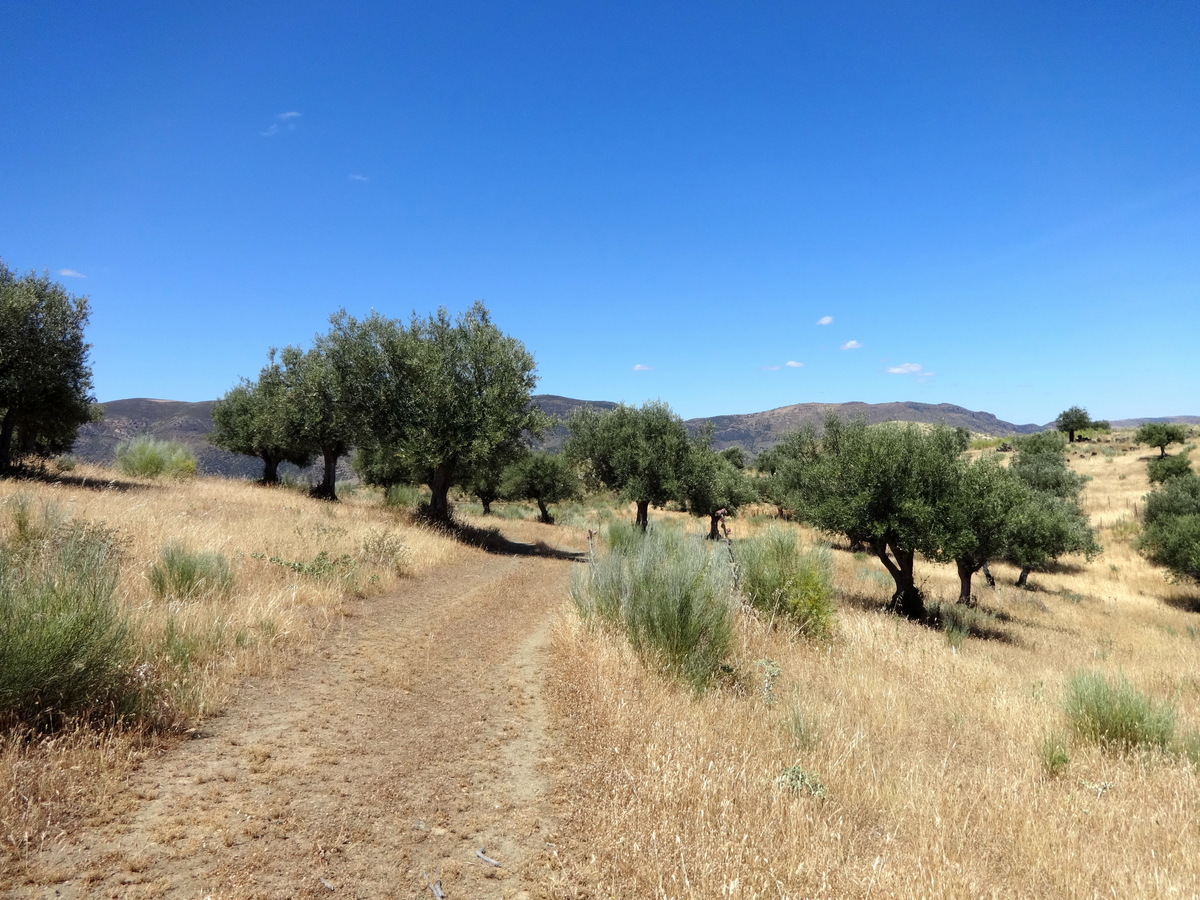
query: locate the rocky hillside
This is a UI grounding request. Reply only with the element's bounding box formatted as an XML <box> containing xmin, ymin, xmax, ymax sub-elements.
<box><xmin>74</xmin><ymin>396</ymin><xmax>1049</xmax><ymax>478</ymax></box>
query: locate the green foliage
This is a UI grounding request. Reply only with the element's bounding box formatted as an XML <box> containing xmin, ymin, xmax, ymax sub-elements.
<box><xmin>503</xmin><ymin>451</ymin><xmax>580</xmax><ymax>523</ymax></box>
<box><xmin>383</xmin><ymin>483</ymin><xmax>426</xmax><ymax>511</ymax></box>
<box><xmin>252</xmin><ymin>550</ymin><xmax>357</xmax><ymax>582</ymax></box>
<box><xmin>1063</xmin><ymin>672</ymin><xmax>1176</xmax><ymax>753</ymax></box>
<box><xmin>570</xmin><ymin>527</ymin><xmax>736</xmax><ymax>692</ymax></box>
<box><xmin>114</xmin><ymin>435</ymin><xmax>198</xmax><ymax>479</ymax></box>
<box><xmin>769</xmin><ymin>416</ymin><xmax>966</xmax><ymax>617</ymax></box>
<box><xmin>775</xmin><ymin>764</ymin><xmax>826</xmax><ymax>798</ymax></box>
<box><xmin>1139</xmin><ymin>474</ymin><xmax>1200</xmax><ymax>582</ymax></box>
<box><xmin>944</xmin><ymin>456</ymin><xmax>1032</xmax><ymax>601</ymax></box>
<box><xmin>736</xmin><ymin>527</ymin><xmax>834</xmax><ymax>637</ymax></box>
<box><xmin>1135</xmin><ymin>422</ymin><xmax>1189</xmax><ymax>457</ymax></box>
<box><xmin>681</xmin><ymin>435</ymin><xmax>756</xmax><ymax>537</ymax></box>
<box><xmin>1038</xmin><ymin>730</ymin><xmax>1071</xmax><ymax>777</ymax></box>
<box><xmin>0</xmin><ymin>502</ymin><xmax>151</xmax><ymax>729</ymax></box>
<box><xmin>1147</xmin><ymin>451</ymin><xmax>1192</xmax><ymax>484</ymax></box>
<box><xmin>148</xmin><ymin>542</ymin><xmax>234</xmax><ymax>601</ymax></box>
<box><xmin>1005</xmin><ymin>428</ymin><xmax>1099</xmax><ymax>580</ymax></box>
<box><xmin>0</xmin><ymin>263</ymin><xmax>97</xmax><ymax>474</ymax></box>
<box><xmin>1054</xmin><ymin>406</ymin><xmax>1099</xmax><ymax>442</ymax></box>
<box><xmin>566</xmin><ymin>401</ymin><xmax>692</xmax><ymax>529</ymax></box>
<box><xmin>210</xmin><ymin>352</ymin><xmax>312</xmax><ymax>483</ymax></box>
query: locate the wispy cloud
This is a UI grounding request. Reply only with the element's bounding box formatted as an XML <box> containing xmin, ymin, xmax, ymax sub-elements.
<box><xmin>887</xmin><ymin>362</ymin><xmax>934</xmax><ymax>380</ymax></box>
<box><xmin>632</xmin><ymin>363</ymin><xmax>653</xmax><ymax>372</ymax></box>
<box><xmin>348</xmin><ymin>173</ymin><xmax>370</xmax><ymax>182</ymax></box>
<box><xmin>58</xmin><ymin>269</ymin><xmax>85</xmax><ymax>279</ymax></box>
<box><xmin>785</xmin><ymin>360</ymin><xmax>804</xmax><ymax>368</ymax></box>
<box><xmin>261</xmin><ymin>111</ymin><xmax>301</xmax><ymax>137</ymax></box>
<box><xmin>817</xmin><ymin>315</ymin><xmax>833</xmax><ymax>325</ymax></box>
<box><xmin>763</xmin><ymin>365</ymin><xmax>781</xmax><ymax>371</ymax></box>
<box><xmin>840</xmin><ymin>340</ymin><xmax>862</xmax><ymax>350</ymax></box>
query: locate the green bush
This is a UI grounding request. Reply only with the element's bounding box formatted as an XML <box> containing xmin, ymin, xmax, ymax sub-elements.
<box><xmin>1139</xmin><ymin>474</ymin><xmax>1200</xmax><ymax>582</ymax></box>
<box><xmin>571</xmin><ymin>527</ymin><xmax>736</xmax><ymax>692</ymax></box>
<box><xmin>148</xmin><ymin>542</ymin><xmax>234</xmax><ymax>601</ymax></box>
<box><xmin>0</xmin><ymin>506</ymin><xmax>151</xmax><ymax>729</ymax></box>
<box><xmin>114</xmin><ymin>435</ymin><xmax>197</xmax><ymax>479</ymax></box>
<box><xmin>1063</xmin><ymin>672</ymin><xmax>1176</xmax><ymax>753</ymax></box>
<box><xmin>1147</xmin><ymin>452</ymin><xmax>1192</xmax><ymax>484</ymax></box>
<box><xmin>735</xmin><ymin>527</ymin><xmax>834</xmax><ymax>638</ymax></box>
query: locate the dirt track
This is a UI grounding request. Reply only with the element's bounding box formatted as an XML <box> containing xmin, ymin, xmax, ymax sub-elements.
<box><xmin>13</xmin><ymin>522</ymin><xmax>585</xmax><ymax>899</ymax></box>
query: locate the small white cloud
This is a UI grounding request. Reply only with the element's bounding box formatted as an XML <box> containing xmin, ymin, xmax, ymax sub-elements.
<box><xmin>840</xmin><ymin>340</ymin><xmax>862</xmax><ymax>350</ymax></box>
<box><xmin>887</xmin><ymin>363</ymin><xmax>922</xmax><ymax>374</ymax></box>
<box><xmin>58</xmin><ymin>269</ymin><xmax>85</xmax><ymax>278</ymax></box>
<box><xmin>261</xmin><ymin>111</ymin><xmax>301</xmax><ymax>137</ymax></box>
<box><xmin>817</xmin><ymin>316</ymin><xmax>833</xmax><ymax>326</ymax></box>
<box><xmin>785</xmin><ymin>360</ymin><xmax>803</xmax><ymax>368</ymax></box>
<box><xmin>349</xmin><ymin>173</ymin><xmax>370</xmax><ymax>182</ymax></box>
<box><xmin>632</xmin><ymin>364</ymin><xmax>653</xmax><ymax>371</ymax></box>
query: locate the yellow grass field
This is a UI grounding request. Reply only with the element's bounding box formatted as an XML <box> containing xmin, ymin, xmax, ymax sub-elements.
<box><xmin>549</xmin><ymin>436</ymin><xmax>1200</xmax><ymax>897</ymax></box>
<box><xmin>3</xmin><ymin>434</ymin><xmax>1199</xmax><ymax>897</ymax></box>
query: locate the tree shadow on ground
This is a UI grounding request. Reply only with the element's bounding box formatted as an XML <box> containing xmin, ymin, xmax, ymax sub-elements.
<box><xmin>1163</xmin><ymin>594</ymin><xmax>1200</xmax><ymax>614</ymax></box>
<box><xmin>2</xmin><ymin>469</ymin><xmax>150</xmax><ymax>494</ymax></box>
<box><xmin>836</xmin><ymin>589</ymin><xmax>1019</xmax><ymax>644</ymax></box>
<box><xmin>428</xmin><ymin>517</ymin><xmax>588</xmax><ymax>562</ymax></box>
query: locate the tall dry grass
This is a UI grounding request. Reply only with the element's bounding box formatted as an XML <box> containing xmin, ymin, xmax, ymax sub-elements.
<box><xmin>550</xmin><ymin>434</ymin><xmax>1200</xmax><ymax>897</ymax></box>
<box><xmin>0</xmin><ymin>462</ymin><xmax>464</xmax><ymax>869</ymax></box>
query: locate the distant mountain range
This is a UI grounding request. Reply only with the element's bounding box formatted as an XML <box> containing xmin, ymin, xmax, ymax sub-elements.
<box><xmin>72</xmin><ymin>396</ymin><xmax>1197</xmax><ymax>479</ymax></box>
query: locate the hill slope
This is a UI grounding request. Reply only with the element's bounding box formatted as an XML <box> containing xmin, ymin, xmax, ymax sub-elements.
<box><xmin>73</xmin><ymin>396</ymin><xmax>1068</xmax><ymax>477</ymax></box>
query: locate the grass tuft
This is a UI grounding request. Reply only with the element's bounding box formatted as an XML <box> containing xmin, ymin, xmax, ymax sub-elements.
<box><xmin>148</xmin><ymin>542</ymin><xmax>234</xmax><ymax>601</ymax></box>
<box><xmin>1063</xmin><ymin>671</ymin><xmax>1176</xmax><ymax>753</ymax></box>
<box><xmin>571</xmin><ymin>526</ymin><xmax>735</xmax><ymax>692</ymax></box>
<box><xmin>735</xmin><ymin>527</ymin><xmax>834</xmax><ymax>637</ymax></box>
<box><xmin>114</xmin><ymin>435</ymin><xmax>197</xmax><ymax>480</ymax></box>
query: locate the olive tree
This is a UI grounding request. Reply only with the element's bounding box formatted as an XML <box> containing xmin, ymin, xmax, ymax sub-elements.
<box><xmin>398</xmin><ymin>303</ymin><xmax>542</xmax><ymax>522</ymax></box>
<box><xmin>943</xmin><ymin>457</ymin><xmax>1031</xmax><ymax>603</ymax></box>
<box><xmin>503</xmin><ymin>452</ymin><xmax>580</xmax><ymax>524</ymax></box>
<box><xmin>1003</xmin><ymin>430</ymin><xmax>1099</xmax><ymax>586</ymax></box>
<box><xmin>774</xmin><ymin>416</ymin><xmax>966</xmax><ymax>618</ymax></box>
<box><xmin>210</xmin><ymin>352</ymin><xmax>312</xmax><ymax>483</ymax></box>
<box><xmin>681</xmin><ymin>436</ymin><xmax>756</xmax><ymax>539</ymax></box>
<box><xmin>1135</xmin><ymin>422</ymin><xmax>1189</xmax><ymax>458</ymax></box>
<box><xmin>1055</xmin><ymin>406</ymin><xmax>1106</xmax><ymax>443</ymax></box>
<box><xmin>1138</xmin><ymin>474</ymin><xmax>1200</xmax><ymax>583</ymax></box>
<box><xmin>565</xmin><ymin>401</ymin><xmax>691</xmax><ymax>530</ymax></box>
<box><xmin>0</xmin><ymin>264</ymin><xmax>97</xmax><ymax>474</ymax></box>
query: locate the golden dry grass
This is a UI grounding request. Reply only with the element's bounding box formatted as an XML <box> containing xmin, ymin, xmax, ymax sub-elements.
<box><xmin>550</xmin><ymin>435</ymin><xmax>1200</xmax><ymax>898</ymax></box>
<box><xmin>0</xmin><ymin>463</ymin><xmax>465</xmax><ymax>867</ymax></box>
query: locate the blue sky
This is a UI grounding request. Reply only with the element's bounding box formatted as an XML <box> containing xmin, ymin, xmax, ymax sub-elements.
<box><xmin>3</xmin><ymin>1</ymin><xmax>1198</xmax><ymax>426</ymax></box>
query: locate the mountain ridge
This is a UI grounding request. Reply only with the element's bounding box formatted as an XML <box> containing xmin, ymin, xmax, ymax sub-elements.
<box><xmin>72</xmin><ymin>396</ymin><xmax>1197</xmax><ymax>478</ymax></box>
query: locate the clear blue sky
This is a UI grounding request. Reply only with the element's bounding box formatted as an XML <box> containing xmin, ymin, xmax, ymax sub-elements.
<box><xmin>3</xmin><ymin>1</ymin><xmax>1198</xmax><ymax>427</ymax></box>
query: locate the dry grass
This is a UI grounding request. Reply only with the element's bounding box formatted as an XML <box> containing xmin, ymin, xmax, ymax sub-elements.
<box><xmin>550</xmin><ymin>435</ymin><xmax>1200</xmax><ymax>897</ymax></box>
<box><xmin>0</xmin><ymin>463</ymin><xmax>464</xmax><ymax>868</ymax></box>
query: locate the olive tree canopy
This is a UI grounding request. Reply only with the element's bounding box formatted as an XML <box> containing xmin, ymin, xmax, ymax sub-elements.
<box><xmin>0</xmin><ymin>264</ymin><xmax>97</xmax><ymax>475</ymax></box>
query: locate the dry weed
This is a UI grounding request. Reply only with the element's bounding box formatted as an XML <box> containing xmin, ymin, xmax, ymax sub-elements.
<box><xmin>549</xmin><ymin>439</ymin><xmax>1200</xmax><ymax>897</ymax></box>
<box><xmin>0</xmin><ymin>463</ymin><xmax>465</xmax><ymax>869</ymax></box>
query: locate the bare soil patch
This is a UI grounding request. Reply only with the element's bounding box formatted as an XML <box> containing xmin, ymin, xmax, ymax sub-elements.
<box><xmin>9</xmin><ymin>520</ymin><xmax>584</xmax><ymax>899</ymax></box>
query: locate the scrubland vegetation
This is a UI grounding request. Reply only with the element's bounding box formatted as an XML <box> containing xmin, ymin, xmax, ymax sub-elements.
<box><xmin>550</xmin><ymin>434</ymin><xmax>1200</xmax><ymax>897</ymax></box>
<box><xmin>0</xmin><ymin>423</ymin><xmax>1197</xmax><ymax>894</ymax></box>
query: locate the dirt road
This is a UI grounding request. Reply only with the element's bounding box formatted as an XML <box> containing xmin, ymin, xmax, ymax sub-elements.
<box><xmin>14</xmin><ymin>522</ymin><xmax>585</xmax><ymax>899</ymax></box>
